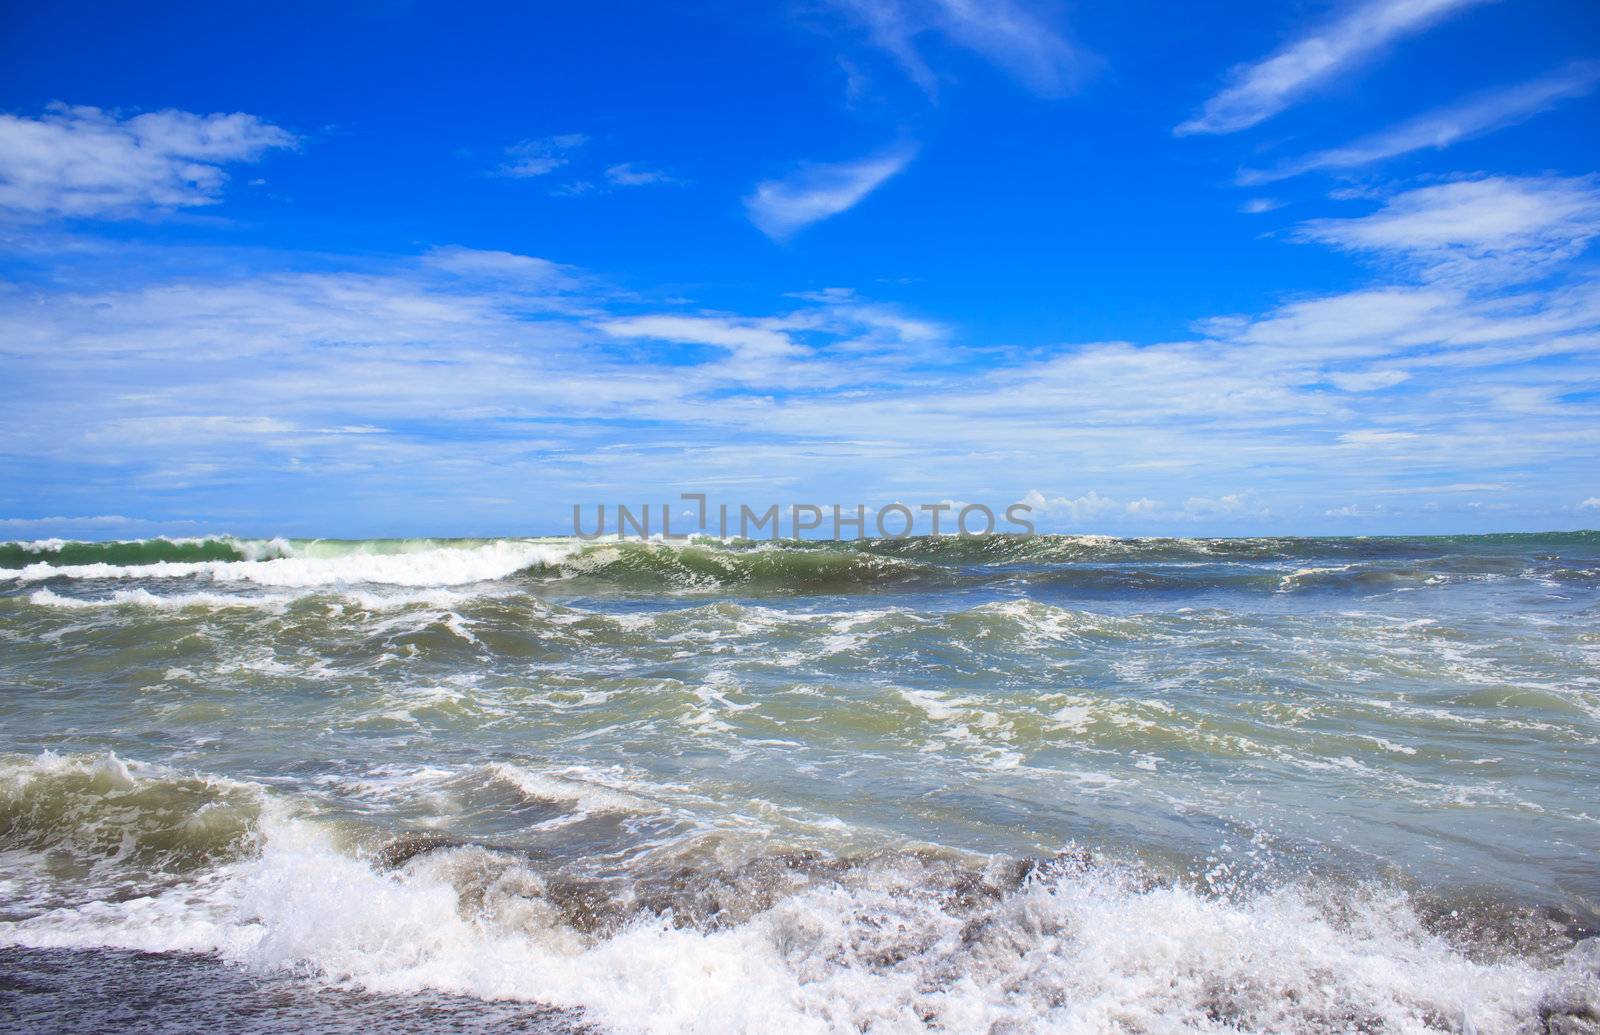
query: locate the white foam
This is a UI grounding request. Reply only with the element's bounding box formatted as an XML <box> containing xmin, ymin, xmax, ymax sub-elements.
<box><xmin>2</xmin><ymin>807</ymin><xmax>1587</xmax><ymax>1035</ymax></box>
<box><xmin>5</xmin><ymin>540</ymin><xmax>578</xmax><ymax>588</ymax></box>
<box><xmin>900</xmin><ymin>688</ymin><xmax>958</xmax><ymax>722</ymax></box>
<box><xmin>3</xmin><ymin>535</ymin><xmax>249</xmax><ymax>555</ymax></box>
<box><xmin>25</xmin><ymin>583</ymin><xmax>530</xmax><ymax>613</ymax></box>
<box><xmin>1051</xmin><ymin>704</ymin><xmax>1095</xmax><ymax>731</ymax></box>
<box><xmin>27</xmin><ymin>587</ymin><xmax>286</xmax><ymax>610</ymax></box>
<box><xmin>1278</xmin><ymin>564</ymin><xmax>1353</xmax><ymax>592</ymax></box>
<box><xmin>486</xmin><ymin>762</ymin><xmax>661</xmax><ymax>815</ymax></box>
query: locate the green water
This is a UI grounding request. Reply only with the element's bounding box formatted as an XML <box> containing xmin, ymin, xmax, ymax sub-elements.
<box><xmin>1</xmin><ymin>533</ymin><xmax>1597</xmax><ymax>1032</ymax></box>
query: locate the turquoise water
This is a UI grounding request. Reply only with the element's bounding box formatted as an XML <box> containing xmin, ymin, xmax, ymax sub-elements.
<box><xmin>2</xmin><ymin>533</ymin><xmax>1597</xmax><ymax>1032</ymax></box>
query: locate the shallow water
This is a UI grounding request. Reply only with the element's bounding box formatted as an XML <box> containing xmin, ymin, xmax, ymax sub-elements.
<box><xmin>1</xmin><ymin>533</ymin><xmax>1597</xmax><ymax>1032</ymax></box>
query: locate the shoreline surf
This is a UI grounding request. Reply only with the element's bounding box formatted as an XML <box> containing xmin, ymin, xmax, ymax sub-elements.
<box><xmin>3</xmin><ymin>533</ymin><xmax>1597</xmax><ymax>1031</ymax></box>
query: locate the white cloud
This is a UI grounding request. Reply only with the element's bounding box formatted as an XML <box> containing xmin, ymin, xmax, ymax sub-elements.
<box><xmin>1020</xmin><ymin>489</ymin><xmax>1120</xmax><ymax>521</ymax></box>
<box><xmin>830</xmin><ymin>1</ymin><xmax>938</xmax><ymax>95</ymax></box>
<box><xmin>745</xmin><ymin>145</ymin><xmax>916</xmax><ymax>240</ymax></box>
<box><xmin>1241</xmin><ymin>61</ymin><xmax>1600</xmax><ymax>183</ymax></box>
<box><xmin>1297</xmin><ymin>175</ymin><xmax>1600</xmax><ymax>285</ymax></box>
<box><xmin>1183</xmin><ymin>494</ymin><xmax>1247</xmax><ymax>516</ymax></box>
<box><xmin>1241</xmin><ymin>197</ymin><xmax>1285</xmax><ymax>214</ymax></box>
<box><xmin>5</xmin><ymin>170</ymin><xmax>1598</xmax><ymax>532</ymax></box>
<box><xmin>828</xmin><ymin>0</ymin><xmax>1087</xmax><ymax>97</ymax></box>
<box><xmin>1176</xmin><ymin>0</ymin><xmax>1491</xmax><ymax>136</ymax></box>
<box><xmin>1326</xmin><ymin>368</ymin><xmax>1411</xmax><ymax>391</ymax></box>
<box><xmin>1214</xmin><ymin>286</ymin><xmax>1459</xmax><ymax>354</ymax></box>
<box><xmin>1023</xmin><ymin>493</ymin><xmax>1259</xmax><ymax>523</ymax></box>
<box><xmin>1582</xmin><ymin>497</ymin><xmax>1600</xmax><ymax>509</ymax></box>
<box><xmin>499</xmin><ymin>134</ymin><xmax>587</xmax><ymax>178</ymax></box>
<box><xmin>605</xmin><ymin>163</ymin><xmax>678</xmax><ymax>187</ymax></box>
<box><xmin>0</xmin><ymin>514</ymin><xmax>137</xmax><ymax>528</ymax></box>
<box><xmin>599</xmin><ymin>315</ymin><xmax>799</xmax><ymax>356</ymax></box>
<box><xmin>0</xmin><ymin>103</ymin><xmax>296</xmax><ymax>217</ymax></box>
<box><xmin>1339</xmin><ymin>430</ymin><xmax>1423</xmax><ymax>446</ymax></box>
<box><xmin>550</xmin><ymin>180</ymin><xmax>598</xmax><ymax>198</ymax></box>
<box><xmin>924</xmin><ymin>0</ymin><xmax>1089</xmax><ymax>96</ymax></box>
<box><xmin>421</xmin><ymin>246</ymin><xmax>577</xmax><ymax>291</ymax></box>
<box><xmin>598</xmin><ymin>314</ymin><xmax>809</xmax><ymax>384</ymax></box>
<box><xmin>1372</xmin><ymin>482</ymin><xmax>1503</xmax><ymax>494</ymax></box>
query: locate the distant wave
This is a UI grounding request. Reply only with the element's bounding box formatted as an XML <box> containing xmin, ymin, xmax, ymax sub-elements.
<box><xmin>0</xmin><ymin>538</ymin><xmax>576</xmax><ymax>588</ymax></box>
<box><xmin>5</xmin><ymin>532</ymin><xmax>1596</xmax><ymax>599</ymax></box>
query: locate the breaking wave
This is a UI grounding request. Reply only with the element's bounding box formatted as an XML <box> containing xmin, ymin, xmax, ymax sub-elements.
<box><xmin>2</xmin><ymin>538</ymin><xmax>577</xmax><ymax>588</ymax></box>
<box><xmin>5</xmin><ymin>532</ymin><xmax>1597</xmax><ymax>599</ymax></box>
<box><xmin>1</xmin><ymin>752</ymin><xmax>1594</xmax><ymax>1034</ymax></box>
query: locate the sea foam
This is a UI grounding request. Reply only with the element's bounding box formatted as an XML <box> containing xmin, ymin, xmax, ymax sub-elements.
<box><xmin>5</xmin><ymin>540</ymin><xmax>576</xmax><ymax>588</ymax></box>
<box><xmin>2</xmin><ymin>753</ymin><xmax>1593</xmax><ymax>1035</ymax></box>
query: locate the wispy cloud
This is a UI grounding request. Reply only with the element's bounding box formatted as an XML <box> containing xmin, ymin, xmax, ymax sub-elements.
<box><xmin>0</xmin><ymin>103</ymin><xmax>296</xmax><ymax>217</ymax></box>
<box><xmin>745</xmin><ymin>144</ymin><xmax>916</xmax><ymax>240</ymax></box>
<box><xmin>1019</xmin><ymin>489</ymin><xmax>1120</xmax><ymax>521</ymax></box>
<box><xmin>599</xmin><ymin>314</ymin><xmax>810</xmax><ymax>386</ymax></box>
<box><xmin>421</xmin><ymin>246</ymin><xmax>580</xmax><ymax>293</ymax></box>
<box><xmin>549</xmin><ymin>180</ymin><xmax>597</xmax><ymax>198</ymax></box>
<box><xmin>498</xmin><ymin>143</ymin><xmax>676</xmax><ymax>195</ymax></box>
<box><xmin>1241</xmin><ymin>61</ymin><xmax>1600</xmax><ymax>183</ymax></box>
<box><xmin>1296</xmin><ymin>175</ymin><xmax>1600</xmax><ymax>285</ymax></box>
<box><xmin>604</xmin><ymin>163</ymin><xmax>680</xmax><ymax>187</ymax></box>
<box><xmin>926</xmin><ymin>0</ymin><xmax>1089</xmax><ymax>95</ymax></box>
<box><xmin>1326</xmin><ymin>368</ymin><xmax>1411</xmax><ymax>391</ymax></box>
<box><xmin>0</xmin><ymin>514</ymin><xmax>137</xmax><ymax>529</ymax></box>
<box><xmin>1176</xmin><ymin>0</ymin><xmax>1492</xmax><ymax>136</ymax></box>
<box><xmin>827</xmin><ymin>0</ymin><xmax>1088</xmax><ymax>98</ymax></box>
<box><xmin>1018</xmin><ymin>490</ymin><xmax>1264</xmax><ymax>525</ymax></box>
<box><xmin>498</xmin><ymin>133</ymin><xmax>588</xmax><ymax>178</ymax></box>
<box><xmin>1371</xmin><ymin>482</ymin><xmax>1504</xmax><ymax>494</ymax></box>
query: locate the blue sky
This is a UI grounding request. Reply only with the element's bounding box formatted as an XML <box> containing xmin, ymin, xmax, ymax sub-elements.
<box><xmin>1</xmin><ymin>0</ymin><xmax>1598</xmax><ymax>538</ymax></box>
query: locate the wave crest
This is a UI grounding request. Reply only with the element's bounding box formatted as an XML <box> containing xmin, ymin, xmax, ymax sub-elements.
<box><xmin>0</xmin><ymin>752</ymin><xmax>263</xmax><ymax>874</ymax></box>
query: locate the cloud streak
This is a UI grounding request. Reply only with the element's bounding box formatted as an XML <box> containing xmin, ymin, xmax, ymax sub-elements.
<box><xmin>827</xmin><ymin>0</ymin><xmax>1088</xmax><ymax>98</ymax></box>
<box><xmin>1176</xmin><ymin>0</ymin><xmax>1492</xmax><ymax>136</ymax></box>
<box><xmin>1240</xmin><ymin>61</ymin><xmax>1600</xmax><ymax>183</ymax></box>
<box><xmin>745</xmin><ymin>144</ymin><xmax>916</xmax><ymax>240</ymax></box>
<box><xmin>1296</xmin><ymin>175</ymin><xmax>1600</xmax><ymax>285</ymax></box>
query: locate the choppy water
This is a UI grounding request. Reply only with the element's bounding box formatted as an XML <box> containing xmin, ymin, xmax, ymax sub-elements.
<box><xmin>1</xmin><ymin>532</ymin><xmax>1597</xmax><ymax>1033</ymax></box>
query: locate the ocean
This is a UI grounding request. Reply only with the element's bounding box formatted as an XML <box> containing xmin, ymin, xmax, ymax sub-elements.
<box><xmin>1</xmin><ymin>532</ymin><xmax>1596</xmax><ymax>1033</ymax></box>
